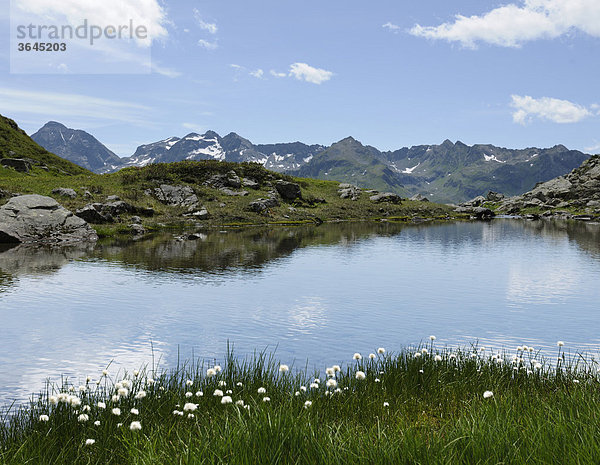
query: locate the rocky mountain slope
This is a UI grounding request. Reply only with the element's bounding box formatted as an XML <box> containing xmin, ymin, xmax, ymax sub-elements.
<box><xmin>31</xmin><ymin>120</ymin><xmax>591</xmax><ymax>203</ymax></box>
<box><xmin>497</xmin><ymin>155</ymin><xmax>600</xmax><ymax>218</ymax></box>
<box><xmin>31</xmin><ymin>122</ymin><xmax>122</xmax><ymax>172</ymax></box>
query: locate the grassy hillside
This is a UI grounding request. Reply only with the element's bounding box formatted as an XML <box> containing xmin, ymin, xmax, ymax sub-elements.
<box><xmin>0</xmin><ymin>115</ymin><xmax>89</xmax><ymax>176</ymax></box>
<box><xmin>0</xmin><ymin>159</ymin><xmax>456</xmax><ymax>234</ymax></box>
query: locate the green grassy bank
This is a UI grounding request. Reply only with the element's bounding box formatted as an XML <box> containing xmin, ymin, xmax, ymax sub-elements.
<box><xmin>1</xmin><ymin>342</ymin><xmax>598</xmax><ymax>464</ymax></box>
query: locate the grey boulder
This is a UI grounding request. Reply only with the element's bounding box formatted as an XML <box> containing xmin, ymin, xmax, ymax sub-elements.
<box><xmin>52</xmin><ymin>188</ymin><xmax>77</xmax><ymax>199</ymax></box>
<box><xmin>369</xmin><ymin>192</ymin><xmax>402</xmax><ymax>204</ymax></box>
<box><xmin>0</xmin><ymin>195</ymin><xmax>97</xmax><ymax>244</ymax></box>
<box><xmin>275</xmin><ymin>180</ymin><xmax>302</xmax><ymax>200</ymax></box>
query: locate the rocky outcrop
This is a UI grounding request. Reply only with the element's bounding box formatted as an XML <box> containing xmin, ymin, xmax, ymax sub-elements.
<box><xmin>369</xmin><ymin>192</ymin><xmax>402</xmax><ymax>204</ymax></box>
<box><xmin>248</xmin><ymin>197</ymin><xmax>280</xmax><ymax>213</ymax></box>
<box><xmin>274</xmin><ymin>180</ymin><xmax>302</xmax><ymax>200</ymax></box>
<box><xmin>147</xmin><ymin>184</ymin><xmax>198</xmax><ymax>207</ymax></box>
<box><xmin>0</xmin><ymin>195</ymin><xmax>98</xmax><ymax>243</ymax></box>
<box><xmin>75</xmin><ymin>201</ymin><xmax>154</xmax><ymax>224</ymax></box>
<box><xmin>497</xmin><ymin>155</ymin><xmax>600</xmax><ymax>218</ymax></box>
<box><xmin>1</xmin><ymin>158</ymin><xmax>31</xmax><ymax>173</ymax></box>
<box><xmin>338</xmin><ymin>183</ymin><xmax>361</xmax><ymax>201</ymax></box>
<box><xmin>206</xmin><ymin>171</ymin><xmax>243</xmax><ymax>189</ymax></box>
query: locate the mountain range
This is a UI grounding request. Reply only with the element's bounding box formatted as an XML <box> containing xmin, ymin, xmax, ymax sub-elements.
<box><xmin>30</xmin><ymin>121</ymin><xmax>592</xmax><ymax>203</ymax></box>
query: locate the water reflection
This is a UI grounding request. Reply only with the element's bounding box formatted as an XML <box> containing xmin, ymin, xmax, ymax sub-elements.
<box><xmin>1</xmin><ymin>219</ymin><xmax>600</xmax><ymax>406</ymax></box>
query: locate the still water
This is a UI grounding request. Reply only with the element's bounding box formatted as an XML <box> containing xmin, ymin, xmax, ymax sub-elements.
<box><xmin>1</xmin><ymin>219</ymin><xmax>599</xmax><ymax>405</ymax></box>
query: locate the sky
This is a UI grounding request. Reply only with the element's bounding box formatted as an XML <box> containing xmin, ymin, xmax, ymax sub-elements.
<box><xmin>1</xmin><ymin>0</ymin><xmax>599</xmax><ymax>157</ymax></box>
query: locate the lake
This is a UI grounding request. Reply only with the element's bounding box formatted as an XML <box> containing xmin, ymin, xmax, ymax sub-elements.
<box><xmin>1</xmin><ymin>219</ymin><xmax>600</xmax><ymax>406</ymax></box>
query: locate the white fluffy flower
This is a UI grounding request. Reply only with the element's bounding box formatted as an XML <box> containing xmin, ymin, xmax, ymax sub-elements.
<box><xmin>429</xmin><ymin>335</ymin><xmax>436</xmax><ymax>341</ymax></box>
<box><xmin>69</xmin><ymin>396</ymin><xmax>82</xmax><ymax>408</ymax></box>
<box><xmin>377</xmin><ymin>348</ymin><xmax>385</xmax><ymax>354</ymax></box>
<box><xmin>183</xmin><ymin>403</ymin><xmax>198</xmax><ymax>412</ymax></box>
<box><xmin>97</xmin><ymin>402</ymin><xmax>106</xmax><ymax>409</ymax></box>
<box><xmin>221</xmin><ymin>396</ymin><xmax>233</xmax><ymax>404</ymax></box>
<box><xmin>135</xmin><ymin>391</ymin><xmax>146</xmax><ymax>400</ymax></box>
<box><xmin>257</xmin><ymin>387</ymin><xmax>266</xmax><ymax>394</ymax></box>
<box><xmin>214</xmin><ymin>365</ymin><xmax>222</xmax><ymax>373</ymax></box>
<box><xmin>383</xmin><ymin>402</ymin><xmax>389</xmax><ymax>407</ymax></box>
<box><xmin>78</xmin><ymin>414</ymin><xmax>89</xmax><ymax>423</ymax></box>
<box><xmin>326</xmin><ymin>379</ymin><xmax>337</xmax><ymax>389</ymax></box>
<box><xmin>49</xmin><ymin>396</ymin><xmax>58</xmax><ymax>405</ymax></box>
<box><xmin>236</xmin><ymin>382</ymin><xmax>243</xmax><ymax>387</ymax></box>
<box><xmin>414</xmin><ymin>352</ymin><xmax>422</xmax><ymax>358</ymax></box>
<box><xmin>118</xmin><ymin>388</ymin><xmax>129</xmax><ymax>397</ymax></box>
<box><xmin>186</xmin><ymin>380</ymin><xmax>193</xmax><ymax>386</ymax></box>
<box><xmin>333</xmin><ymin>365</ymin><xmax>341</xmax><ymax>372</ymax></box>
<box><xmin>295</xmin><ymin>391</ymin><xmax>301</xmax><ymax>396</ymax></box>
<box><xmin>78</xmin><ymin>385</ymin><xmax>86</xmax><ymax>392</ymax></box>
<box><xmin>300</xmin><ymin>386</ymin><xmax>307</xmax><ymax>392</ymax></box>
<box><xmin>213</xmin><ymin>389</ymin><xmax>224</xmax><ymax>397</ymax></box>
<box><xmin>206</xmin><ymin>368</ymin><xmax>217</xmax><ymax>378</ymax></box>
<box><xmin>326</xmin><ymin>367</ymin><xmax>335</xmax><ymax>377</ymax></box>
<box><xmin>434</xmin><ymin>355</ymin><xmax>442</xmax><ymax>362</ymax></box>
<box><xmin>196</xmin><ymin>391</ymin><xmax>203</xmax><ymax>397</ymax></box>
<box><xmin>262</xmin><ymin>397</ymin><xmax>270</xmax><ymax>402</ymax></box>
<box><xmin>94</xmin><ymin>420</ymin><xmax>101</xmax><ymax>426</ymax></box>
<box><xmin>218</xmin><ymin>381</ymin><xmax>227</xmax><ymax>387</ymax></box>
<box><xmin>122</xmin><ymin>380</ymin><xmax>131</xmax><ymax>389</ymax></box>
<box><xmin>279</xmin><ymin>364</ymin><xmax>289</xmax><ymax>373</ymax></box>
<box><xmin>85</xmin><ymin>439</ymin><xmax>95</xmax><ymax>446</ymax></box>
<box><xmin>369</xmin><ymin>353</ymin><xmax>376</xmax><ymax>360</ymax></box>
<box><xmin>112</xmin><ymin>408</ymin><xmax>121</xmax><ymax>416</ymax></box>
<box><xmin>483</xmin><ymin>391</ymin><xmax>494</xmax><ymax>399</ymax></box>
<box><xmin>188</xmin><ymin>414</ymin><xmax>195</xmax><ymax>419</ymax></box>
<box><xmin>102</xmin><ymin>370</ymin><xmax>108</xmax><ymax>376</ymax></box>
<box><xmin>39</xmin><ymin>414</ymin><xmax>49</xmax><ymax>422</ymax></box>
<box><xmin>309</xmin><ymin>383</ymin><xmax>319</xmax><ymax>389</ymax></box>
<box><xmin>129</xmin><ymin>421</ymin><xmax>142</xmax><ymax>431</ymax></box>
<box><xmin>304</xmin><ymin>401</ymin><xmax>312</xmax><ymax>408</ymax></box>
<box><xmin>133</xmin><ymin>370</ymin><xmax>139</xmax><ymax>377</ymax></box>
<box><xmin>185</xmin><ymin>392</ymin><xmax>193</xmax><ymax>398</ymax></box>
<box><xmin>557</xmin><ymin>341</ymin><xmax>565</xmax><ymax>347</ymax></box>
<box><xmin>421</xmin><ymin>348</ymin><xmax>428</xmax><ymax>355</ymax></box>
<box><xmin>375</xmin><ymin>378</ymin><xmax>380</xmax><ymax>383</ymax></box>
<box><xmin>173</xmin><ymin>410</ymin><xmax>183</xmax><ymax>416</ymax></box>
<box><xmin>236</xmin><ymin>400</ymin><xmax>245</xmax><ymax>406</ymax></box>
<box><xmin>130</xmin><ymin>408</ymin><xmax>139</xmax><ymax>415</ymax></box>
<box><xmin>355</xmin><ymin>371</ymin><xmax>366</xmax><ymax>380</ymax></box>
<box><xmin>353</xmin><ymin>353</ymin><xmax>362</xmax><ymax>360</ymax></box>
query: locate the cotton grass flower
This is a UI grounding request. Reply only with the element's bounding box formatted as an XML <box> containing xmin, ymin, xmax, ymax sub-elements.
<box><xmin>185</xmin><ymin>392</ymin><xmax>193</xmax><ymax>398</ymax></box>
<box><xmin>188</xmin><ymin>414</ymin><xmax>195</xmax><ymax>419</ymax></box>
<box><xmin>557</xmin><ymin>341</ymin><xmax>565</xmax><ymax>347</ymax></box>
<box><xmin>434</xmin><ymin>355</ymin><xmax>442</xmax><ymax>362</ymax></box>
<box><xmin>97</xmin><ymin>402</ymin><xmax>106</xmax><ymax>409</ymax></box>
<box><xmin>214</xmin><ymin>365</ymin><xmax>222</xmax><ymax>373</ymax></box>
<box><xmin>429</xmin><ymin>335</ymin><xmax>436</xmax><ymax>341</ymax></box>
<box><xmin>483</xmin><ymin>391</ymin><xmax>494</xmax><ymax>399</ymax></box>
<box><xmin>122</xmin><ymin>380</ymin><xmax>131</xmax><ymax>389</ymax></box>
<box><xmin>206</xmin><ymin>368</ymin><xmax>216</xmax><ymax>377</ymax></box>
<box><xmin>236</xmin><ymin>382</ymin><xmax>243</xmax><ymax>387</ymax></box>
<box><xmin>263</xmin><ymin>397</ymin><xmax>271</xmax><ymax>402</ymax></box>
<box><xmin>213</xmin><ymin>389</ymin><xmax>224</xmax><ymax>397</ymax></box>
<box><xmin>111</xmin><ymin>395</ymin><xmax>120</xmax><ymax>402</ymax></box>
<box><xmin>118</xmin><ymin>388</ymin><xmax>129</xmax><ymax>397</ymax></box>
<box><xmin>353</xmin><ymin>353</ymin><xmax>362</xmax><ymax>360</ymax></box>
<box><xmin>173</xmin><ymin>410</ymin><xmax>183</xmax><ymax>416</ymax></box>
<box><xmin>78</xmin><ymin>414</ymin><xmax>89</xmax><ymax>423</ymax></box>
<box><xmin>226</xmin><ymin>389</ymin><xmax>232</xmax><ymax>394</ymax></box>
<box><xmin>49</xmin><ymin>396</ymin><xmax>58</xmax><ymax>405</ymax></box>
<box><xmin>183</xmin><ymin>403</ymin><xmax>198</xmax><ymax>412</ymax></box>
<box><xmin>257</xmin><ymin>387</ymin><xmax>266</xmax><ymax>394</ymax></box>
<box><xmin>129</xmin><ymin>421</ymin><xmax>142</xmax><ymax>431</ymax></box>
<box><xmin>133</xmin><ymin>370</ymin><xmax>139</xmax><ymax>377</ymax></box>
<box><xmin>69</xmin><ymin>396</ymin><xmax>82</xmax><ymax>407</ymax></box>
<box><xmin>304</xmin><ymin>401</ymin><xmax>312</xmax><ymax>408</ymax></box>
<box><xmin>377</xmin><ymin>347</ymin><xmax>385</xmax><ymax>354</ymax></box>
<box><xmin>279</xmin><ymin>364</ymin><xmax>289</xmax><ymax>373</ymax></box>
<box><xmin>130</xmin><ymin>408</ymin><xmax>139</xmax><ymax>415</ymax></box>
<box><xmin>196</xmin><ymin>391</ymin><xmax>203</xmax><ymax>397</ymax></box>
<box><xmin>414</xmin><ymin>352</ymin><xmax>422</xmax><ymax>358</ymax></box>
<box><xmin>82</xmin><ymin>405</ymin><xmax>91</xmax><ymax>412</ymax></box>
<box><xmin>295</xmin><ymin>391</ymin><xmax>301</xmax><ymax>396</ymax></box>
<box><xmin>326</xmin><ymin>379</ymin><xmax>337</xmax><ymax>388</ymax></box>
<box><xmin>375</xmin><ymin>378</ymin><xmax>380</xmax><ymax>383</ymax></box>
<box><xmin>39</xmin><ymin>415</ymin><xmax>49</xmax><ymax>422</ymax></box>
<box><xmin>221</xmin><ymin>396</ymin><xmax>233</xmax><ymax>404</ymax></box>
<box><xmin>85</xmin><ymin>439</ymin><xmax>95</xmax><ymax>446</ymax></box>
<box><xmin>355</xmin><ymin>371</ymin><xmax>366</xmax><ymax>380</ymax></box>
<box><xmin>421</xmin><ymin>348</ymin><xmax>428</xmax><ymax>355</ymax></box>
<box><xmin>78</xmin><ymin>385</ymin><xmax>86</xmax><ymax>392</ymax></box>
<box><xmin>236</xmin><ymin>400</ymin><xmax>245</xmax><ymax>406</ymax></box>
<box><xmin>135</xmin><ymin>390</ymin><xmax>146</xmax><ymax>400</ymax></box>
<box><xmin>369</xmin><ymin>353</ymin><xmax>376</xmax><ymax>360</ymax></box>
<box><xmin>383</xmin><ymin>402</ymin><xmax>389</xmax><ymax>407</ymax></box>
<box><xmin>102</xmin><ymin>369</ymin><xmax>108</xmax><ymax>376</ymax></box>
<box><xmin>300</xmin><ymin>386</ymin><xmax>307</xmax><ymax>392</ymax></box>
<box><xmin>112</xmin><ymin>408</ymin><xmax>121</xmax><ymax>416</ymax></box>
<box><xmin>333</xmin><ymin>365</ymin><xmax>341</xmax><ymax>372</ymax></box>
<box><xmin>326</xmin><ymin>367</ymin><xmax>335</xmax><ymax>377</ymax></box>
<box><xmin>186</xmin><ymin>380</ymin><xmax>193</xmax><ymax>386</ymax></box>
<box><xmin>309</xmin><ymin>383</ymin><xmax>319</xmax><ymax>389</ymax></box>
<box><xmin>218</xmin><ymin>381</ymin><xmax>227</xmax><ymax>387</ymax></box>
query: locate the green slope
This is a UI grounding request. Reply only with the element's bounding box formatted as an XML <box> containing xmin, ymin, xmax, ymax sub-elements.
<box><xmin>0</xmin><ymin>115</ymin><xmax>89</xmax><ymax>176</ymax></box>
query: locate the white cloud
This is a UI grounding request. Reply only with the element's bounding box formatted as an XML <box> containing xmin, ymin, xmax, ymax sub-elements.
<box><xmin>249</xmin><ymin>69</ymin><xmax>264</xmax><ymax>79</ymax></box>
<box><xmin>198</xmin><ymin>39</ymin><xmax>218</xmax><ymax>50</ymax></box>
<box><xmin>151</xmin><ymin>62</ymin><xmax>182</xmax><ymax>78</ymax></box>
<box><xmin>15</xmin><ymin>0</ymin><xmax>168</xmax><ymax>47</ymax></box>
<box><xmin>0</xmin><ymin>87</ymin><xmax>151</xmax><ymax>125</ymax></box>
<box><xmin>584</xmin><ymin>142</ymin><xmax>600</xmax><ymax>153</ymax></box>
<box><xmin>289</xmin><ymin>63</ymin><xmax>333</xmax><ymax>85</ymax></box>
<box><xmin>182</xmin><ymin>122</ymin><xmax>206</xmax><ymax>132</ymax></box>
<box><xmin>510</xmin><ymin>95</ymin><xmax>594</xmax><ymax>124</ymax></box>
<box><xmin>382</xmin><ymin>22</ymin><xmax>401</xmax><ymax>33</ymax></box>
<box><xmin>410</xmin><ymin>0</ymin><xmax>600</xmax><ymax>48</ymax></box>
<box><xmin>192</xmin><ymin>9</ymin><xmax>217</xmax><ymax>34</ymax></box>
<box><xmin>270</xmin><ymin>70</ymin><xmax>287</xmax><ymax>78</ymax></box>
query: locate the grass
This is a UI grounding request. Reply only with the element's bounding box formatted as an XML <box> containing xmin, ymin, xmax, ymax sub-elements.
<box><xmin>2</xmin><ymin>341</ymin><xmax>599</xmax><ymax>464</ymax></box>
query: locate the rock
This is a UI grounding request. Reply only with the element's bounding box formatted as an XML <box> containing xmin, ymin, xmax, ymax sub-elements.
<box><xmin>462</xmin><ymin>195</ymin><xmax>486</xmax><ymax>208</ymax></box>
<box><xmin>1</xmin><ymin>158</ymin><xmax>31</xmax><ymax>173</ymax></box>
<box><xmin>275</xmin><ymin>180</ymin><xmax>302</xmax><ymax>200</ymax></box>
<box><xmin>242</xmin><ymin>178</ymin><xmax>259</xmax><ymax>189</ymax></box>
<box><xmin>486</xmin><ymin>191</ymin><xmax>505</xmax><ymax>202</ymax></box>
<box><xmin>187</xmin><ymin>233</ymin><xmax>206</xmax><ymax>240</ymax></box>
<box><xmin>130</xmin><ymin>216</ymin><xmax>142</xmax><ymax>224</ymax></box>
<box><xmin>369</xmin><ymin>192</ymin><xmax>402</xmax><ymax>204</ymax></box>
<box><xmin>472</xmin><ymin>207</ymin><xmax>495</xmax><ymax>220</ymax></box>
<box><xmin>106</xmin><ymin>195</ymin><xmax>121</xmax><ymax>202</ymax></box>
<box><xmin>151</xmin><ymin>184</ymin><xmax>198</xmax><ymax>207</ymax></box>
<box><xmin>226</xmin><ymin>171</ymin><xmax>242</xmax><ymax>188</ymax></box>
<box><xmin>0</xmin><ymin>195</ymin><xmax>97</xmax><ymax>244</ymax></box>
<box><xmin>75</xmin><ymin>204</ymin><xmax>114</xmax><ymax>224</ymax></box>
<box><xmin>219</xmin><ymin>188</ymin><xmax>249</xmax><ymax>197</ymax></box>
<box><xmin>248</xmin><ymin>198</ymin><xmax>279</xmax><ymax>213</ymax></box>
<box><xmin>185</xmin><ymin>208</ymin><xmax>210</xmax><ymax>219</ymax></box>
<box><xmin>52</xmin><ymin>188</ymin><xmax>77</xmax><ymax>199</ymax></box>
<box><xmin>103</xmin><ymin>201</ymin><xmax>137</xmax><ymax>216</ymax></box>
<box><xmin>83</xmin><ymin>190</ymin><xmax>93</xmax><ymax>199</ymax></box>
<box><xmin>409</xmin><ymin>194</ymin><xmax>430</xmax><ymax>202</ymax></box>
<box><xmin>129</xmin><ymin>224</ymin><xmax>146</xmax><ymax>236</ymax></box>
<box><xmin>206</xmin><ymin>172</ymin><xmax>243</xmax><ymax>189</ymax></box>
<box><xmin>338</xmin><ymin>184</ymin><xmax>361</xmax><ymax>201</ymax></box>
<box><xmin>0</xmin><ymin>189</ymin><xmax>11</xmax><ymax>199</ymax></box>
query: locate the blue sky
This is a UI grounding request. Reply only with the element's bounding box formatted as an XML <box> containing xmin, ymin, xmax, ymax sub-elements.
<box><xmin>1</xmin><ymin>0</ymin><xmax>599</xmax><ymax>156</ymax></box>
